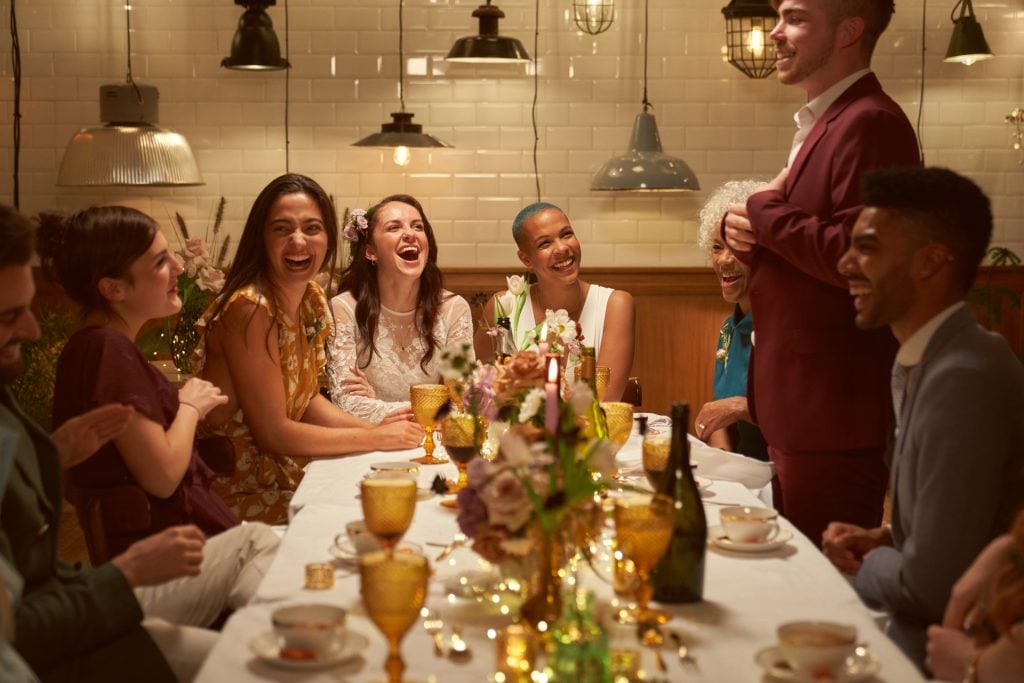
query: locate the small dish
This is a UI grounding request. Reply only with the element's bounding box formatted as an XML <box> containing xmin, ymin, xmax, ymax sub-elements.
<box><xmin>370</xmin><ymin>461</ymin><xmax>421</xmax><ymax>474</ymax></box>
<box><xmin>249</xmin><ymin>629</ymin><xmax>369</xmax><ymax>670</ymax></box>
<box><xmin>754</xmin><ymin>644</ymin><xmax>880</xmax><ymax>682</ymax></box>
<box><xmin>708</xmin><ymin>524</ymin><xmax>793</xmax><ymax>552</ymax></box>
<box><xmin>329</xmin><ymin>536</ymin><xmax>423</xmax><ymax>561</ymax></box>
<box><xmin>439</xmin><ymin>494</ymin><xmax>459</xmax><ymax>509</ymax></box>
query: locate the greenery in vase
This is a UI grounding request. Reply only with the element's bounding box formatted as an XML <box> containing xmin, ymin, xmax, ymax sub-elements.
<box><xmin>138</xmin><ymin>199</ymin><xmax>230</xmax><ymax>372</ymax></box>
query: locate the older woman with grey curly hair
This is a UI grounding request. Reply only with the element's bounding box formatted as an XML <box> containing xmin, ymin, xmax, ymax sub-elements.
<box><xmin>694</xmin><ymin>180</ymin><xmax>768</xmax><ymax>460</ymax></box>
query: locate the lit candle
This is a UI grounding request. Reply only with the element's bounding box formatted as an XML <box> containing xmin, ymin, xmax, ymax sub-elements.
<box><xmin>545</xmin><ymin>354</ymin><xmax>560</xmax><ymax>433</ymax></box>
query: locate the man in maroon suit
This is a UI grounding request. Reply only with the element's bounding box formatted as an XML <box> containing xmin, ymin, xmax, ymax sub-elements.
<box><xmin>722</xmin><ymin>0</ymin><xmax>920</xmax><ymax>546</ymax></box>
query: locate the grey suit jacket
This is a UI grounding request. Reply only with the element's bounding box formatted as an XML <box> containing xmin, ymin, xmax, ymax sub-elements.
<box><xmin>855</xmin><ymin>306</ymin><xmax>1024</xmax><ymax>668</ymax></box>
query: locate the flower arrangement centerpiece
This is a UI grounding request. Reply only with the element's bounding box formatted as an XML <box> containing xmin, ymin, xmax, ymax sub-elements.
<box><xmin>440</xmin><ymin>336</ymin><xmax>615</xmax><ymax>629</ymax></box>
<box><xmin>151</xmin><ymin>200</ymin><xmax>230</xmax><ymax>374</ymax></box>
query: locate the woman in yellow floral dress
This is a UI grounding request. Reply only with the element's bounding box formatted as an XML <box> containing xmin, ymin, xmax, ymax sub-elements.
<box><xmin>193</xmin><ymin>174</ymin><xmax>423</xmax><ymax>524</ymax></box>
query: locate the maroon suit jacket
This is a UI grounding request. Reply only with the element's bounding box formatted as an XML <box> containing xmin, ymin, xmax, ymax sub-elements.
<box><xmin>737</xmin><ymin>73</ymin><xmax>920</xmax><ymax>453</ymax></box>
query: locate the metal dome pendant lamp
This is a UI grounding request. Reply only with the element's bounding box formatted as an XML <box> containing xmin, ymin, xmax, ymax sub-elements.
<box><xmin>944</xmin><ymin>0</ymin><xmax>993</xmax><ymax>66</ymax></box>
<box><xmin>446</xmin><ymin>0</ymin><xmax>530</xmax><ymax>63</ymax></box>
<box><xmin>591</xmin><ymin>0</ymin><xmax>699</xmax><ymax>192</ymax></box>
<box><xmin>721</xmin><ymin>0</ymin><xmax>778</xmax><ymax>79</ymax></box>
<box><xmin>221</xmin><ymin>0</ymin><xmax>290</xmax><ymax>71</ymax></box>
<box><xmin>353</xmin><ymin>0</ymin><xmax>452</xmax><ymax>167</ymax></box>
<box><xmin>58</xmin><ymin>2</ymin><xmax>202</xmax><ymax>187</ymax></box>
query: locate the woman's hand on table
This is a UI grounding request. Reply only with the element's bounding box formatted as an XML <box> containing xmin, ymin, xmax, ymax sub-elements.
<box><xmin>342</xmin><ymin>366</ymin><xmax>376</xmax><ymax>399</ymax></box>
<box><xmin>373</xmin><ymin>420</ymin><xmax>425</xmax><ymax>450</ymax></box>
<box><xmin>381</xmin><ymin>405</ymin><xmax>416</xmax><ymax>424</ymax></box>
<box><xmin>695</xmin><ymin>397</ymin><xmax>750</xmax><ymax>441</ymax></box>
<box><xmin>821</xmin><ymin>522</ymin><xmax>891</xmax><ymax>574</ymax></box>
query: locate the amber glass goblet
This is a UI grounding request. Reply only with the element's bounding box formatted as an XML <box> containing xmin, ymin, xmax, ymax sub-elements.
<box><xmin>410</xmin><ymin>384</ymin><xmax>451</xmax><ymax>465</ymax></box>
<box><xmin>602</xmin><ymin>401</ymin><xmax>634</xmax><ymax>452</ymax></box>
<box><xmin>595</xmin><ymin>365</ymin><xmax>611</xmax><ymax>402</ymax></box>
<box><xmin>440</xmin><ymin>412</ymin><xmax>478</xmax><ymax>493</ymax></box>
<box><xmin>361</xmin><ymin>550</ymin><xmax>430</xmax><ymax>683</ymax></box>
<box><xmin>360</xmin><ymin>477</ymin><xmax>417</xmax><ymax>553</ymax></box>
<box><xmin>614</xmin><ymin>493</ymin><xmax>674</xmax><ymax>624</ymax></box>
<box><xmin>641</xmin><ymin>427</ymin><xmax>671</xmax><ymax>492</ymax></box>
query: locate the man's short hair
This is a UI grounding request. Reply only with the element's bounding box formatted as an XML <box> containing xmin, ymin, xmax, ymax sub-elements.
<box><xmin>512</xmin><ymin>202</ymin><xmax>563</xmax><ymax>247</ymax></box>
<box><xmin>772</xmin><ymin>0</ymin><xmax>894</xmax><ymax>57</ymax></box>
<box><xmin>0</xmin><ymin>204</ymin><xmax>33</xmax><ymax>269</ymax></box>
<box><xmin>861</xmin><ymin>166</ymin><xmax>992</xmax><ymax>293</ymax></box>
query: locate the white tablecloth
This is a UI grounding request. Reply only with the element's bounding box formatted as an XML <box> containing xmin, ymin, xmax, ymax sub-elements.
<box><xmin>196</xmin><ymin>422</ymin><xmax>924</xmax><ymax>682</ymax></box>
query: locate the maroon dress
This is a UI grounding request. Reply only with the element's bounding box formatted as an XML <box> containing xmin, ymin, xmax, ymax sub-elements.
<box><xmin>53</xmin><ymin>326</ymin><xmax>238</xmax><ymax>556</ymax></box>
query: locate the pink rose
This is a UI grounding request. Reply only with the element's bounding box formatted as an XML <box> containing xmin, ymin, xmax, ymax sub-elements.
<box><xmin>197</xmin><ymin>266</ymin><xmax>225</xmax><ymax>293</ymax></box>
<box><xmin>481</xmin><ymin>470</ymin><xmax>533</xmax><ymax>532</ymax></box>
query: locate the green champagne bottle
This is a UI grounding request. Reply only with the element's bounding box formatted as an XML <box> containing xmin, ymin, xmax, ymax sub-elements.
<box><xmin>650</xmin><ymin>402</ymin><xmax>707</xmax><ymax>603</ymax></box>
<box><xmin>578</xmin><ymin>346</ymin><xmax>609</xmax><ymax>440</ymax></box>
<box><xmin>495</xmin><ymin>315</ymin><xmax>515</xmax><ymax>363</ymax></box>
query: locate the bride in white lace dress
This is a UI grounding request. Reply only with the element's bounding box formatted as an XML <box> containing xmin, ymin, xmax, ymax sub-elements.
<box><xmin>328</xmin><ymin>194</ymin><xmax>474</xmax><ymax>423</ymax></box>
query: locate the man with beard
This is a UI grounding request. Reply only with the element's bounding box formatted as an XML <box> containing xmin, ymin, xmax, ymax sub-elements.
<box><xmin>822</xmin><ymin>167</ymin><xmax>1024</xmax><ymax>671</ymax></box>
<box><xmin>0</xmin><ymin>204</ymin><xmax>233</xmax><ymax>682</ymax></box>
<box><xmin>722</xmin><ymin>0</ymin><xmax>920</xmax><ymax>545</ymax></box>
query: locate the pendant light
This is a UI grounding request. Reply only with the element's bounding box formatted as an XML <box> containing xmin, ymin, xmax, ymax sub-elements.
<box><xmin>721</xmin><ymin>0</ymin><xmax>778</xmax><ymax>79</ymax></box>
<box><xmin>353</xmin><ymin>0</ymin><xmax>452</xmax><ymax>166</ymax></box>
<box><xmin>446</xmin><ymin>0</ymin><xmax>530</xmax><ymax>63</ymax></box>
<box><xmin>591</xmin><ymin>0</ymin><xmax>699</xmax><ymax>192</ymax></box>
<box><xmin>944</xmin><ymin>0</ymin><xmax>993</xmax><ymax>66</ymax></box>
<box><xmin>57</xmin><ymin>2</ymin><xmax>202</xmax><ymax>186</ymax></box>
<box><xmin>573</xmin><ymin>0</ymin><xmax>615</xmax><ymax>36</ymax></box>
<box><xmin>221</xmin><ymin>0</ymin><xmax>290</xmax><ymax>71</ymax></box>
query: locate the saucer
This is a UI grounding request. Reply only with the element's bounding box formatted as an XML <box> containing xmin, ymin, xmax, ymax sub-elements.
<box><xmin>708</xmin><ymin>525</ymin><xmax>793</xmax><ymax>552</ymax></box>
<box><xmin>249</xmin><ymin>629</ymin><xmax>369</xmax><ymax>669</ymax></box>
<box><xmin>328</xmin><ymin>538</ymin><xmax>423</xmax><ymax>562</ymax></box>
<box><xmin>754</xmin><ymin>645</ymin><xmax>880</xmax><ymax>682</ymax></box>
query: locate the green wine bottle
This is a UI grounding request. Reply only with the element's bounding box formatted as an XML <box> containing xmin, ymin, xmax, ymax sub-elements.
<box><xmin>495</xmin><ymin>315</ymin><xmax>515</xmax><ymax>363</ymax></box>
<box><xmin>578</xmin><ymin>346</ymin><xmax>609</xmax><ymax>440</ymax></box>
<box><xmin>650</xmin><ymin>402</ymin><xmax>707</xmax><ymax>603</ymax></box>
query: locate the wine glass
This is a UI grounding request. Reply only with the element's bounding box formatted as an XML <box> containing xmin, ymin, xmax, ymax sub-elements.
<box><xmin>360</xmin><ymin>550</ymin><xmax>430</xmax><ymax>683</ymax></box>
<box><xmin>641</xmin><ymin>426</ymin><xmax>671</xmax><ymax>491</ymax></box>
<box><xmin>410</xmin><ymin>384</ymin><xmax>451</xmax><ymax>465</ymax></box>
<box><xmin>360</xmin><ymin>477</ymin><xmax>417</xmax><ymax>553</ymax></box>
<box><xmin>614</xmin><ymin>493</ymin><xmax>674</xmax><ymax>625</ymax></box>
<box><xmin>440</xmin><ymin>412</ymin><xmax>478</xmax><ymax>496</ymax></box>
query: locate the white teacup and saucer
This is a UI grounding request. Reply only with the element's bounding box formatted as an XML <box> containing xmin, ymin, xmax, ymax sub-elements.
<box><xmin>248</xmin><ymin>604</ymin><xmax>370</xmax><ymax>670</ymax></box>
<box><xmin>754</xmin><ymin>621</ymin><xmax>879</xmax><ymax>682</ymax></box>
<box><xmin>709</xmin><ymin>506</ymin><xmax>793</xmax><ymax>552</ymax></box>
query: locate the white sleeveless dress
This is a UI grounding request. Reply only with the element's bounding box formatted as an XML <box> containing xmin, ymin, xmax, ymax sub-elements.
<box><xmin>511</xmin><ymin>284</ymin><xmax>614</xmax><ymax>355</ymax></box>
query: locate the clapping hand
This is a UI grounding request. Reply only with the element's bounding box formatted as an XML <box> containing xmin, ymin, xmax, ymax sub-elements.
<box><xmin>52</xmin><ymin>403</ymin><xmax>134</xmax><ymax>469</ymax></box>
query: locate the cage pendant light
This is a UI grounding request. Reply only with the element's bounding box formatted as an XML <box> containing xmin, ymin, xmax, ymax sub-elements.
<box><xmin>944</xmin><ymin>0</ymin><xmax>993</xmax><ymax>66</ymax></box>
<box><xmin>58</xmin><ymin>2</ymin><xmax>202</xmax><ymax>186</ymax></box>
<box><xmin>446</xmin><ymin>0</ymin><xmax>530</xmax><ymax>63</ymax></box>
<box><xmin>591</xmin><ymin>0</ymin><xmax>698</xmax><ymax>192</ymax></box>
<box><xmin>721</xmin><ymin>0</ymin><xmax>778</xmax><ymax>79</ymax></box>
<box><xmin>353</xmin><ymin>0</ymin><xmax>452</xmax><ymax>166</ymax></box>
<box><xmin>573</xmin><ymin>0</ymin><xmax>615</xmax><ymax>35</ymax></box>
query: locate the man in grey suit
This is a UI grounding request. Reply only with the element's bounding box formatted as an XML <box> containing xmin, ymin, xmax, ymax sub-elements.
<box><xmin>821</xmin><ymin>166</ymin><xmax>1024</xmax><ymax>671</ymax></box>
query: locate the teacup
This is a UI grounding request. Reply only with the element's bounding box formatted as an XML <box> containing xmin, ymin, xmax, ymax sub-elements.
<box><xmin>272</xmin><ymin>604</ymin><xmax>347</xmax><ymax>659</ymax></box>
<box><xmin>719</xmin><ymin>506</ymin><xmax>779</xmax><ymax>544</ymax></box>
<box><xmin>776</xmin><ymin>620</ymin><xmax>857</xmax><ymax>676</ymax></box>
<box><xmin>345</xmin><ymin>520</ymin><xmax>381</xmax><ymax>555</ymax></box>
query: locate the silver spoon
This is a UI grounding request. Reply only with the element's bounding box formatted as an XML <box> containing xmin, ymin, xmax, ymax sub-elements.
<box><xmin>670</xmin><ymin>631</ymin><xmax>698</xmax><ymax>668</ymax></box>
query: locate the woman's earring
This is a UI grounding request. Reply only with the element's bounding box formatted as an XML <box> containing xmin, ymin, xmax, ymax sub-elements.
<box><xmin>368</xmin><ymin>258</ymin><xmax>377</xmax><ymax>267</ymax></box>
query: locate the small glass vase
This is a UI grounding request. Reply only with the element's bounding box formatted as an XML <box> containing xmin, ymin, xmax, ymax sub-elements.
<box><xmin>519</xmin><ymin>523</ymin><xmax>567</xmax><ymax>633</ymax></box>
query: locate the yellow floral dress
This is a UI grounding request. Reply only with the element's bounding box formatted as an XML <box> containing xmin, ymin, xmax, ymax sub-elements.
<box><xmin>192</xmin><ymin>281</ymin><xmax>332</xmax><ymax>524</ymax></box>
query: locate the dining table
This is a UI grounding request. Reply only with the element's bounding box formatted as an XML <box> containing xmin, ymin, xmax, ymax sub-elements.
<box><xmin>195</xmin><ymin>415</ymin><xmax>927</xmax><ymax>682</ymax></box>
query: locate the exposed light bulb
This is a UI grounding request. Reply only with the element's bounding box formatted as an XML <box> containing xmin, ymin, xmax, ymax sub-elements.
<box><xmin>748</xmin><ymin>27</ymin><xmax>765</xmax><ymax>57</ymax></box>
<box><xmin>393</xmin><ymin>145</ymin><xmax>411</xmax><ymax>166</ymax></box>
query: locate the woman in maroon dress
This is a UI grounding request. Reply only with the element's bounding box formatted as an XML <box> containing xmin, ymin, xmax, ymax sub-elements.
<box><xmin>38</xmin><ymin>206</ymin><xmax>239</xmax><ymax>557</ymax></box>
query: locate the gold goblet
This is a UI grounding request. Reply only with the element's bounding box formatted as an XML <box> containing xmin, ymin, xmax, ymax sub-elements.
<box><xmin>410</xmin><ymin>384</ymin><xmax>451</xmax><ymax>465</ymax></box>
<box><xmin>641</xmin><ymin>427</ymin><xmax>671</xmax><ymax>492</ymax></box>
<box><xmin>440</xmin><ymin>412</ymin><xmax>479</xmax><ymax>495</ymax></box>
<box><xmin>614</xmin><ymin>493</ymin><xmax>674</xmax><ymax>625</ymax></box>
<box><xmin>360</xmin><ymin>477</ymin><xmax>417</xmax><ymax>553</ymax></box>
<box><xmin>361</xmin><ymin>550</ymin><xmax>430</xmax><ymax>683</ymax></box>
<box><xmin>595</xmin><ymin>365</ymin><xmax>611</xmax><ymax>402</ymax></box>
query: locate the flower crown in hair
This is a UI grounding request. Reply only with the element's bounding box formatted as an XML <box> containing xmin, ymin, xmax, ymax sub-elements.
<box><xmin>342</xmin><ymin>208</ymin><xmax>368</xmax><ymax>242</ymax></box>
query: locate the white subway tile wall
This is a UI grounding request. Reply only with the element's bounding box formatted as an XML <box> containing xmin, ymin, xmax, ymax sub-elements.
<box><xmin>0</xmin><ymin>0</ymin><xmax>1021</xmax><ymax>267</ymax></box>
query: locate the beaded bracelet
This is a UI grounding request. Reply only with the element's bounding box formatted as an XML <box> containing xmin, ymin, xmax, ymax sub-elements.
<box><xmin>962</xmin><ymin>650</ymin><xmax>980</xmax><ymax>683</ymax></box>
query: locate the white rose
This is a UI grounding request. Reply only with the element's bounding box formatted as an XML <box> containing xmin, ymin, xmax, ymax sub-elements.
<box><xmin>499</xmin><ymin>430</ymin><xmax>534</xmax><ymax>467</ymax></box>
<box><xmin>516</xmin><ymin>387</ymin><xmax>544</xmax><ymax>424</ymax></box>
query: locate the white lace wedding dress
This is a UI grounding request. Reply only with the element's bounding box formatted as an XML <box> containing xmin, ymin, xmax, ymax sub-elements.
<box><xmin>328</xmin><ymin>291</ymin><xmax>475</xmax><ymax>423</ymax></box>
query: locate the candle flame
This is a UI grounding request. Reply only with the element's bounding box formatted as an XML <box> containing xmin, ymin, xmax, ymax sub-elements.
<box><xmin>546</xmin><ymin>356</ymin><xmax>559</xmax><ymax>383</ymax></box>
